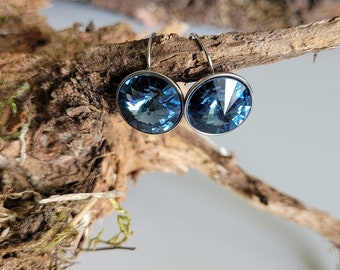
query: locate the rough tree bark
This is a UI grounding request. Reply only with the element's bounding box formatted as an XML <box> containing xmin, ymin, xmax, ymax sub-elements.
<box><xmin>84</xmin><ymin>0</ymin><xmax>340</xmax><ymax>30</ymax></box>
<box><xmin>0</xmin><ymin>1</ymin><xmax>339</xmax><ymax>269</ymax></box>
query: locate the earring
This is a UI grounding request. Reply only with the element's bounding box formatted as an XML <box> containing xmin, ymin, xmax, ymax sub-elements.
<box><xmin>184</xmin><ymin>33</ymin><xmax>253</xmax><ymax>135</ymax></box>
<box><xmin>117</xmin><ymin>33</ymin><xmax>184</xmax><ymax>134</ymax></box>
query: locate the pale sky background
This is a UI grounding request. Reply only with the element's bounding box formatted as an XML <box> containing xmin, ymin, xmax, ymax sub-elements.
<box><xmin>41</xmin><ymin>1</ymin><xmax>340</xmax><ymax>269</ymax></box>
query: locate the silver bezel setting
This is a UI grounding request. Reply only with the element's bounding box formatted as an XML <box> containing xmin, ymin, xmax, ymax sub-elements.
<box><xmin>116</xmin><ymin>70</ymin><xmax>184</xmax><ymax>135</ymax></box>
<box><xmin>184</xmin><ymin>72</ymin><xmax>254</xmax><ymax>136</ymax></box>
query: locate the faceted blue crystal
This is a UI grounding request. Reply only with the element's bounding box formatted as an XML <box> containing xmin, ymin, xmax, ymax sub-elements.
<box><xmin>117</xmin><ymin>71</ymin><xmax>183</xmax><ymax>134</ymax></box>
<box><xmin>185</xmin><ymin>74</ymin><xmax>252</xmax><ymax>135</ymax></box>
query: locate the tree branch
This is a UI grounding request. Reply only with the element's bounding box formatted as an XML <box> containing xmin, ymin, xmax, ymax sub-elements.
<box><xmin>77</xmin><ymin>16</ymin><xmax>340</xmax><ymax>82</ymax></box>
<box><xmin>151</xmin><ymin>126</ymin><xmax>340</xmax><ymax>247</ymax></box>
<box><xmin>0</xmin><ymin>3</ymin><xmax>339</xmax><ymax>267</ymax></box>
<box><xmin>84</xmin><ymin>0</ymin><xmax>340</xmax><ymax>31</ymax></box>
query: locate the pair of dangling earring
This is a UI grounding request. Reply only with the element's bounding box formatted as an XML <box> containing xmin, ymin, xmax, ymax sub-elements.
<box><xmin>117</xmin><ymin>33</ymin><xmax>253</xmax><ymax>135</ymax></box>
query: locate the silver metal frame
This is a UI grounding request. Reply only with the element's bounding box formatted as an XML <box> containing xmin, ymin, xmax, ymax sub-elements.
<box><xmin>184</xmin><ymin>72</ymin><xmax>254</xmax><ymax>136</ymax></box>
<box><xmin>116</xmin><ymin>32</ymin><xmax>184</xmax><ymax>134</ymax></box>
<box><xmin>116</xmin><ymin>70</ymin><xmax>184</xmax><ymax>134</ymax></box>
<box><xmin>116</xmin><ymin>33</ymin><xmax>184</xmax><ymax>135</ymax></box>
<box><xmin>185</xmin><ymin>32</ymin><xmax>254</xmax><ymax>136</ymax></box>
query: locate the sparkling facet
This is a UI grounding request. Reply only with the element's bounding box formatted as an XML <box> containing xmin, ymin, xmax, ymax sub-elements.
<box><xmin>185</xmin><ymin>74</ymin><xmax>252</xmax><ymax>134</ymax></box>
<box><xmin>117</xmin><ymin>71</ymin><xmax>183</xmax><ymax>134</ymax></box>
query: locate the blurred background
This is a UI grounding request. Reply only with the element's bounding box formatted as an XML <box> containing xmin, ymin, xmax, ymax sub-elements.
<box><xmin>40</xmin><ymin>1</ymin><xmax>340</xmax><ymax>269</ymax></box>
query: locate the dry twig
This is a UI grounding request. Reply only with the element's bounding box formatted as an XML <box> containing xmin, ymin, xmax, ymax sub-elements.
<box><xmin>0</xmin><ymin>1</ymin><xmax>339</xmax><ymax>267</ymax></box>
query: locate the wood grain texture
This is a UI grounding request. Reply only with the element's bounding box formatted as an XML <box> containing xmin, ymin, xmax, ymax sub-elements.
<box><xmin>77</xmin><ymin>16</ymin><xmax>340</xmax><ymax>83</ymax></box>
<box><xmin>0</xmin><ymin>1</ymin><xmax>339</xmax><ymax>267</ymax></box>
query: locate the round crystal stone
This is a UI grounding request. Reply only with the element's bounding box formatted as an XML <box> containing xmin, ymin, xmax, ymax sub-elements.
<box><xmin>117</xmin><ymin>71</ymin><xmax>183</xmax><ymax>134</ymax></box>
<box><xmin>185</xmin><ymin>73</ymin><xmax>253</xmax><ymax>135</ymax></box>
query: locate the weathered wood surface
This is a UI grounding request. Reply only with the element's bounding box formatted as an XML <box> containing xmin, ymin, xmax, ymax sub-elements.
<box><xmin>0</xmin><ymin>1</ymin><xmax>339</xmax><ymax>268</ymax></box>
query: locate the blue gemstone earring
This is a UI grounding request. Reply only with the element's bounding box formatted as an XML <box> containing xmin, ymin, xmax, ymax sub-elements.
<box><xmin>185</xmin><ymin>33</ymin><xmax>253</xmax><ymax>135</ymax></box>
<box><xmin>117</xmin><ymin>33</ymin><xmax>184</xmax><ymax>134</ymax></box>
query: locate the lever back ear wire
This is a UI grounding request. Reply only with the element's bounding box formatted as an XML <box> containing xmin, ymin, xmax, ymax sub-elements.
<box><xmin>190</xmin><ymin>33</ymin><xmax>214</xmax><ymax>74</ymax></box>
<box><xmin>116</xmin><ymin>33</ymin><xmax>184</xmax><ymax>135</ymax></box>
<box><xmin>184</xmin><ymin>33</ymin><xmax>254</xmax><ymax>135</ymax></box>
<box><xmin>147</xmin><ymin>32</ymin><xmax>156</xmax><ymax>70</ymax></box>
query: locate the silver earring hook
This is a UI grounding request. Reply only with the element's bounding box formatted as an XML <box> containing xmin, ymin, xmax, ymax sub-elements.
<box><xmin>147</xmin><ymin>32</ymin><xmax>156</xmax><ymax>70</ymax></box>
<box><xmin>190</xmin><ymin>33</ymin><xmax>214</xmax><ymax>74</ymax></box>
